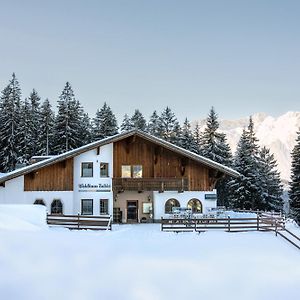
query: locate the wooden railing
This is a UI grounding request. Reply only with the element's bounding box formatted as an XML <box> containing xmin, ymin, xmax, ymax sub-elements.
<box><xmin>161</xmin><ymin>215</ymin><xmax>285</xmax><ymax>233</ymax></box>
<box><xmin>274</xmin><ymin>225</ymin><xmax>300</xmax><ymax>250</ymax></box>
<box><xmin>112</xmin><ymin>177</ymin><xmax>189</xmax><ymax>192</ymax></box>
<box><xmin>47</xmin><ymin>214</ymin><xmax>112</xmax><ymax>230</ymax></box>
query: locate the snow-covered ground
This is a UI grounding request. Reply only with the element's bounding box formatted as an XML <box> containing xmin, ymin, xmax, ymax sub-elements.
<box><xmin>0</xmin><ymin>205</ymin><xmax>299</xmax><ymax>300</ymax></box>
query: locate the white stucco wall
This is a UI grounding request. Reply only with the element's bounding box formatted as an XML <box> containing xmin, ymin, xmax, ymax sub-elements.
<box><xmin>0</xmin><ymin>176</ymin><xmax>26</xmax><ymax>204</ymax></box>
<box><xmin>0</xmin><ymin>176</ymin><xmax>73</xmax><ymax>214</ymax></box>
<box><xmin>24</xmin><ymin>191</ymin><xmax>74</xmax><ymax>214</ymax></box>
<box><xmin>153</xmin><ymin>190</ymin><xmax>217</xmax><ymax>220</ymax></box>
<box><xmin>73</xmin><ymin>143</ymin><xmax>113</xmax><ymax>215</ymax></box>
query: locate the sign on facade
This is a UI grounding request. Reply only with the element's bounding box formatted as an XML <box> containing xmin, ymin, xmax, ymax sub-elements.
<box><xmin>205</xmin><ymin>194</ymin><xmax>217</xmax><ymax>200</ymax></box>
<box><xmin>78</xmin><ymin>183</ymin><xmax>111</xmax><ymax>192</ymax></box>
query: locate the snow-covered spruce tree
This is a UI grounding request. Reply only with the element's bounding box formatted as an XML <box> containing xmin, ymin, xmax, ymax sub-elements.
<box><xmin>289</xmin><ymin>130</ymin><xmax>300</xmax><ymax>224</ymax></box>
<box><xmin>53</xmin><ymin>82</ymin><xmax>84</xmax><ymax>154</ymax></box>
<box><xmin>259</xmin><ymin>146</ymin><xmax>283</xmax><ymax>211</ymax></box>
<box><xmin>40</xmin><ymin>99</ymin><xmax>55</xmax><ymax>155</ymax></box>
<box><xmin>193</xmin><ymin>122</ymin><xmax>202</xmax><ymax>154</ymax></box>
<box><xmin>27</xmin><ymin>89</ymin><xmax>42</xmax><ymax>158</ymax></box>
<box><xmin>228</xmin><ymin>118</ymin><xmax>262</xmax><ymax>210</ymax></box>
<box><xmin>0</xmin><ymin>73</ymin><xmax>23</xmax><ymax>172</ymax></box>
<box><xmin>130</xmin><ymin>109</ymin><xmax>147</xmax><ymax>131</ymax></box>
<box><xmin>159</xmin><ymin>106</ymin><xmax>181</xmax><ymax>144</ymax></box>
<box><xmin>199</xmin><ymin>107</ymin><xmax>233</xmax><ymax>207</ymax></box>
<box><xmin>199</xmin><ymin>107</ymin><xmax>231</xmax><ymax>164</ymax></box>
<box><xmin>147</xmin><ymin>110</ymin><xmax>161</xmax><ymax>137</ymax></box>
<box><xmin>19</xmin><ymin>98</ymin><xmax>32</xmax><ymax>163</ymax></box>
<box><xmin>79</xmin><ymin>113</ymin><xmax>92</xmax><ymax>145</ymax></box>
<box><xmin>92</xmin><ymin>102</ymin><xmax>118</xmax><ymax>140</ymax></box>
<box><xmin>180</xmin><ymin>118</ymin><xmax>198</xmax><ymax>153</ymax></box>
<box><xmin>120</xmin><ymin>114</ymin><xmax>133</xmax><ymax>132</ymax></box>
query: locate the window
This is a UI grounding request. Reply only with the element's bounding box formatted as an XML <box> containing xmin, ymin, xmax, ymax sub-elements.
<box><xmin>165</xmin><ymin>198</ymin><xmax>180</xmax><ymax>214</ymax></box>
<box><xmin>81</xmin><ymin>162</ymin><xmax>93</xmax><ymax>177</ymax></box>
<box><xmin>133</xmin><ymin>165</ymin><xmax>142</xmax><ymax>178</ymax></box>
<box><xmin>100</xmin><ymin>199</ymin><xmax>109</xmax><ymax>215</ymax></box>
<box><xmin>34</xmin><ymin>199</ymin><xmax>45</xmax><ymax>206</ymax></box>
<box><xmin>81</xmin><ymin>199</ymin><xmax>93</xmax><ymax>215</ymax></box>
<box><xmin>121</xmin><ymin>165</ymin><xmax>131</xmax><ymax>178</ymax></box>
<box><xmin>121</xmin><ymin>165</ymin><xmax>143</xmax><ymax>178</ymax></box>
<box><xmin>187</xmin><ymin>199</ymin><xmax>202</xmax><ymax>213</ymax></box>
<box><xmin>51</xmin><ymin>199</ymin><xmax>63</xmax><ymax>215</ymax></box>
<box><xmin>100</xmin><ymin>163</ymin><xmax>109</xmax><ymax>177</ymax></box>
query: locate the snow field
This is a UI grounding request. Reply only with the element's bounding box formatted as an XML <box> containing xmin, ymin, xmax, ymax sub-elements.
<box><xmin>0</xmin><ymin>206</ymin><xmax>299</xmax><ymax>300</ymax></box>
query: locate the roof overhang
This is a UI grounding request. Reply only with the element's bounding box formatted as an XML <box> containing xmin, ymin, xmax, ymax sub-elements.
<box><xmin>0</xmin><ymin>130</ymin><xmax>240</xmax><ymax>185</ymax></box>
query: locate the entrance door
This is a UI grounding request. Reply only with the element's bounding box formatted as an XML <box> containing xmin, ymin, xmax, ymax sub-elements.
<box><xmin>127</xmin><ymin>201</ymin><xmax>138</xmax><ymax>222</ymax></box>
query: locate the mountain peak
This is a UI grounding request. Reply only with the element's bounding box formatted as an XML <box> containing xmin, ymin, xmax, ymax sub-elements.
<box><xmin>194</xmin><ymin>111</ymin><xmax>300</xmax><ymax>181</ymax></box>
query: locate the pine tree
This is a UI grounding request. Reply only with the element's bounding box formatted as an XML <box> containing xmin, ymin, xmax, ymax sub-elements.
<box><xmin>92</xmin><ymin>102</ymin><xmax>118</xmax><ymax>140</ymax></box>
<box><xmin>193</xmin><ymin>122</ymin><xmax>202</xmax><ymax>154</ymax></box>
<box><xmin>27</xmin><ymin>89</ymin><xmax>42</xmax><ymax>158</ymax></box>
<box><xmin>53</xmin><ymin>82</ymin><xmax>83</xmax><ymax>154</ymax></box>
<box><xmin>130</xmin><ymin>109</ymin><xmax>147</xmax><ymax>131</ymax></box>
<box><xmin>199</xmin><ymin>108</ymin><xmax>233</xmax><ymax>206</ymax></box>
<box><xmin>40</xmin><ymin>99</ymin><xmax>55</xmax><ymax>155</ymax></box>
<box><xmin>180</xmin><ymin>118</ymin><xmax>198</xmax><ymax>153</ymax></box>
<box><xmin>259</xmin><ymin>146</ymin><xmax>283</xmax><ymax>211</ymax></box>
<box><xmin>289</xmin><ymin>130</ymin><xmax>300</xmax><ymax>224</ymax></box>
<box><xmin>171</xmin><ymin>121</ymin><xmax>182</xmax><ymax>146</ymax></box>
<box><xmin>19</xmin><ymin>98</ymin><xmax>32</xmax><ymax>163</ymax></box>
<box><xmin>200</xmin><ymin>107</ymin><xmax>231</xmax><ymax>164</ymax></box>
<box><xmin>120</xmin><ymin>114</ymin><xmax>133</xmax><ymax>132</ymax></box>
<box><xmin>79</xmin><ymin>113</ymin><xmax>92</xmax><ymax>145</ymax></box>
<box><xmin>228</xmin><ymin>119</ymin><xmax>262</xmax><ymax>210</ymax></box>
<box><xmin>159</xmin><ymin>106</ymin><xmax>181</xmax><ymax>144</ymax></box>
<box><xmin>0</xmin><ymin>73</ymin><xmax>23</xmax><ymax>172</ymax></box>
<box><xmin>147</xmin><ymin>110</ymin><xmax>161</xmax><ymax>137</ymax></box>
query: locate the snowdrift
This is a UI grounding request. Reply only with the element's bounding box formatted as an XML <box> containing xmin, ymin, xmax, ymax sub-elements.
<box><xmin>0</xmin><ymin>204</ymin><xmax>48</xmax><ymax>231</ymax></box>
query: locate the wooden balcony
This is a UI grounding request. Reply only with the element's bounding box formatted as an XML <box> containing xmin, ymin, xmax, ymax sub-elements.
<box><xmin>112</xmin><ymin>177</ymin><xmax>189</xmax><ymax>192</ymax></box>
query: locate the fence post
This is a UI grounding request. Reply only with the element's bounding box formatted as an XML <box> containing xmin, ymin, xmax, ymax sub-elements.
<box><xmin>228</xmin><ymin>216</ymin><xmax>231</xmax><ymax>232</ymax></box>
<box><xmin>77</xmin><ymin>213</ymin><xmax>80</xmax><ymax>230</ymax></box>
<box><xmin>257</xmin><ymin>214</ymin><xmax>259</xmax><ymax>231</ymax></box>
<box><xmin>161</xmin><ymin>217</ymin><xmax>163</xmax><ymax>231</ymax></box>
<box><xmin>275</xmin><ymin>220</ymin><xmax>278</xmax><ymax>236</ymax></box>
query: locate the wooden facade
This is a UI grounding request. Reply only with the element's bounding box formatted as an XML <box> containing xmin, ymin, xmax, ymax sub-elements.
<box><xmin>113</xmin><ymin>136</ymin><xmax>222</xmax><ymax>191</ymax></box>
<box><xmin>24</xmin><ymin>158</ymin><xmax>74</xmax><ymax>191</ymax></box>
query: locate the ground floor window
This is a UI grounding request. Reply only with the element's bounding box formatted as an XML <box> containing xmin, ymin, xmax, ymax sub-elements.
<box><xmin>165</xmin><ymin>198</ymin><xmax>180</xmax><ymax>214</ymax></box>
<box><xmin>34</xmin><ymin>199</ymin><xmax>45</xmax><ymax>206</ymax></box>
<box><xmin>100</xmin><ymin>199</ymin><xmax>109</xmax><ymax>215</ymax></box>
<box><xmin>81</xmin><ymin>199</ymin><xmax>93</xmax><ymax>215</ymax></box>
<box><xmin>187</xmin><ymin>198</ymin><xmax>202</xmax><ymax>213</ymax></box>
<box><xmin>51</xmin><ymin>199</ymin><xmax>63</xmax><ymax>214</ymax></box>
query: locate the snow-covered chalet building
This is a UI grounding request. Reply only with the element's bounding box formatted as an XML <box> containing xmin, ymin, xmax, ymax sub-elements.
<box><xmin>0</xmin><ymin>130</ymin><xmax>239</xmax><ymax>223</ymax></box>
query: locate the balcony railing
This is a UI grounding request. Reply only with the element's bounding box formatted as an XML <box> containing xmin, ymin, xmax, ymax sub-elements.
<box><xmin>112</xmin><ymin>177</ymin><xmax>189</xmax><ymax>192</ymax></box>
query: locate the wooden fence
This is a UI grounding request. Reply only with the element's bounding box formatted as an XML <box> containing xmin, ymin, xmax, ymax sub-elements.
<box><xmin>161</xmin><ymin>215</ymin><xmax>285</xmax><ymax>233</ymax></box>
<box><xmin>275</xmin><ymin>227</ymin><xmax>300</xmax><ymax>250</ymax></box>
<box><xmin>47</xmin><ymin>214</ymin><xmax>112</xmax><ymax>230</ymax></box>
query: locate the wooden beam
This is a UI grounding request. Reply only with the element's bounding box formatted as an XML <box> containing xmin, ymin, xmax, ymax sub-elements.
<box><xmin>97</xmin><ymin>146</ymin><xmax>100</xmax><ymax>155</ymax></box>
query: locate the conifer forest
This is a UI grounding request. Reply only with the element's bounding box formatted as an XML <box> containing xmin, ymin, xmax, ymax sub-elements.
<box><xmin>0</xmin><ymin>73</ymin><xmax>299</xmax><ymax>223</ymax></box>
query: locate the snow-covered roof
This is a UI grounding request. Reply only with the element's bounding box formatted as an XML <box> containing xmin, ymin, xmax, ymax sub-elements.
<box><xmin>0</xmin><ymin>130</ymin><xmax>240</xmax><ymax>184</ymax></box>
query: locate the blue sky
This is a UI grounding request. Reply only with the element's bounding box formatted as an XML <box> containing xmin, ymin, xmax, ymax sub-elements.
<box><xmin>0</xmin><ymin>0</ymin><xmax>299</xmax><ymax>122</ymax></box>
